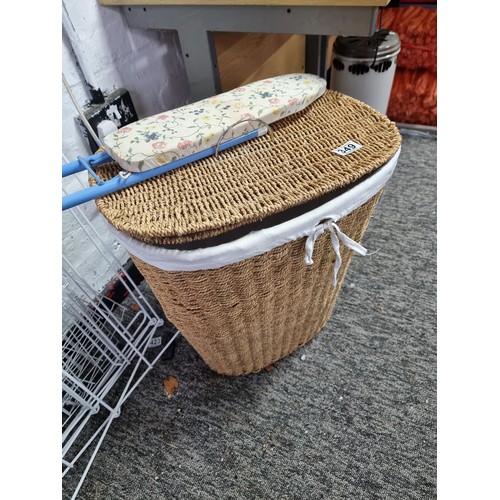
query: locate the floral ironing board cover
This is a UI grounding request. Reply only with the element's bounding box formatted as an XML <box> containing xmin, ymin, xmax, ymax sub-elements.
<box><xmin>103</xmin><ymin>74</ymin><xmax>327</xmax><ymax>173</ymax></box>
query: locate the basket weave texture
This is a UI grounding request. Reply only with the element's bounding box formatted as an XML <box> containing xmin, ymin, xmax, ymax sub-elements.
<box><xmin>130</xmin><ymin>193</ymin><xmax>381</xmax><ymax>375</ymax></box>
<box><xmin>92</xmin><ymin>91</ymin><xmax>400</xmax><ymax>245</ymax></box>
<box><xmin>92</xmin><ymin>90</ymin><xmax>400</xmax><ymax>375</ymax></box>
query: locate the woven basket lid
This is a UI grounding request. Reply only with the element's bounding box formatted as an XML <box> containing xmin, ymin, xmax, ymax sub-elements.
<box><xmin>91</xmin><ymin>90</ymin><xmax>401</xmax><ymax>247</ymax></box>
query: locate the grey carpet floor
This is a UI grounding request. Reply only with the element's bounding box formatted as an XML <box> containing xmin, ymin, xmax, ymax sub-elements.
<box><xmin>63</xmin><ymin>130</ymin><xmax>437</xmax><ymax>500</ymax></box>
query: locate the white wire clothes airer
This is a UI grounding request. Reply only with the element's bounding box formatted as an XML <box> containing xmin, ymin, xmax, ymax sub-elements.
<box><xmin>61</xmin><ymin>73</ymin><xmax>183</xmax><ymax>499</ymax></box>
<box><xmin>62</xmin><ymin>172</ymin><xmax>180</xmax><ymax>500</ymax></box>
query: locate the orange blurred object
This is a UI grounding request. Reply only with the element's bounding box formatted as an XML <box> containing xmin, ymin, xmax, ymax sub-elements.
<box><xmin>387</xmin><ymin>68</ymin><xmax>437</xmax><ymax>126</ymax></box>
<box><xmin>379</xmin><ymin>6</ymin><xmax>437</xmax><ymax>125</ymax></box>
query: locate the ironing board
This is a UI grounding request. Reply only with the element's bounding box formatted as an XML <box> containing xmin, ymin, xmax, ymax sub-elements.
<box><xmin>62</xmin><ymin>74</ymin><xmax>326</xmax><ymax>209</ymax></box>
<box><xmin>103</xmin><ymin>73</ymin><xmax>326</xmax><ymax>172</ymax></box>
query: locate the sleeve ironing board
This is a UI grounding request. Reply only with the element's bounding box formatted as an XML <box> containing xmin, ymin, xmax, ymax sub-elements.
<box><xmin>103</xmin><ymin>73</ymin><xmax>326</xmax><ymax>172</ymax></box>
<box><xmin>62</xmin><ymin>73</ymin><xmax>326</xmax><ymax>210</ymax></box>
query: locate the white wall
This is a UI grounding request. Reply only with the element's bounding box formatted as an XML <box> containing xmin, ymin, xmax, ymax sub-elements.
<box><xmin>62</xmin><ymin>0</ymin><xmax>189</xmax><ymax>292</ymax></box>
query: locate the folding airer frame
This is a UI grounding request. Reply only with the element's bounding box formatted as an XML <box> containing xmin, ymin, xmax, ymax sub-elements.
<box><xmin>62</xmin><ymin>196</ymin><xmax>180</xmax><ymax>499</ymax></box>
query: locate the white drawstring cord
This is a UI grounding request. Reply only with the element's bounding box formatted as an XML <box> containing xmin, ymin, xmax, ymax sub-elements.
<box><xmin>304</xmin><ymin>219</ymin><xmax>368</xmax><ymax>286</ymax></box>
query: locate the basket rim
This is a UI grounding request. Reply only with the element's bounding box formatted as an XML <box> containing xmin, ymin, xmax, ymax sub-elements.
<box><xmin>106</xmin><ymin>148</ymin><xmax>400</xmax><ymax>272</ymax></box>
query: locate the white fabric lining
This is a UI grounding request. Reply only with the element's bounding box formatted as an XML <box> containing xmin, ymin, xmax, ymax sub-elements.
<box><xmin>106</xmin><ymin>147</ymin><xmax>400</xmax><ymax>272</ymax></box>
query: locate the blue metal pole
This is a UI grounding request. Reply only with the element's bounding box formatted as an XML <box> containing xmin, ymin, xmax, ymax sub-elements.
<box><xmin>62</xmin><ymin>151</ymin><xmax>113</xmax><ymax>177</ymax></box>
<box><xmin>62</xmin><ymin>128</ymin><xmax>267</xmax><ymax>211</ymax></box>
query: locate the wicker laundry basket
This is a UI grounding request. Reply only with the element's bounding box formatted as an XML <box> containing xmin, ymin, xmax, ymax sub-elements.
<box><xmin>91</xmin><ymin>90</ymin><xmax>401</xmax><ymax>376</ymax></box>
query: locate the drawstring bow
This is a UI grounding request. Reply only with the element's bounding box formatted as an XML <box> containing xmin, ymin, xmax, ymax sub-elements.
<box><xmin>304</xmin><ymin>218</ymin><xmax>368</xmax><ymax>286</ymax></box>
